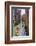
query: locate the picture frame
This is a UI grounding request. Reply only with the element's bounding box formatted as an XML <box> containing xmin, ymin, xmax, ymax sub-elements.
<box><xmin>5</xmin><ymin>1</ymin><xmax>35</xmax><ymax>44</ymax></box>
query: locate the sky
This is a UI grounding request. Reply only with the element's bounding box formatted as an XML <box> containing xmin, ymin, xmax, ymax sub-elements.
<box><xmin>21</xmin><ymin>9</ymin><xmax>25</xmax><ymax>16</ymax></box>
<box><xmin>17</xmin><ymin>9</ymin><xmax>25</xmax><ymax>16</ymax></box>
